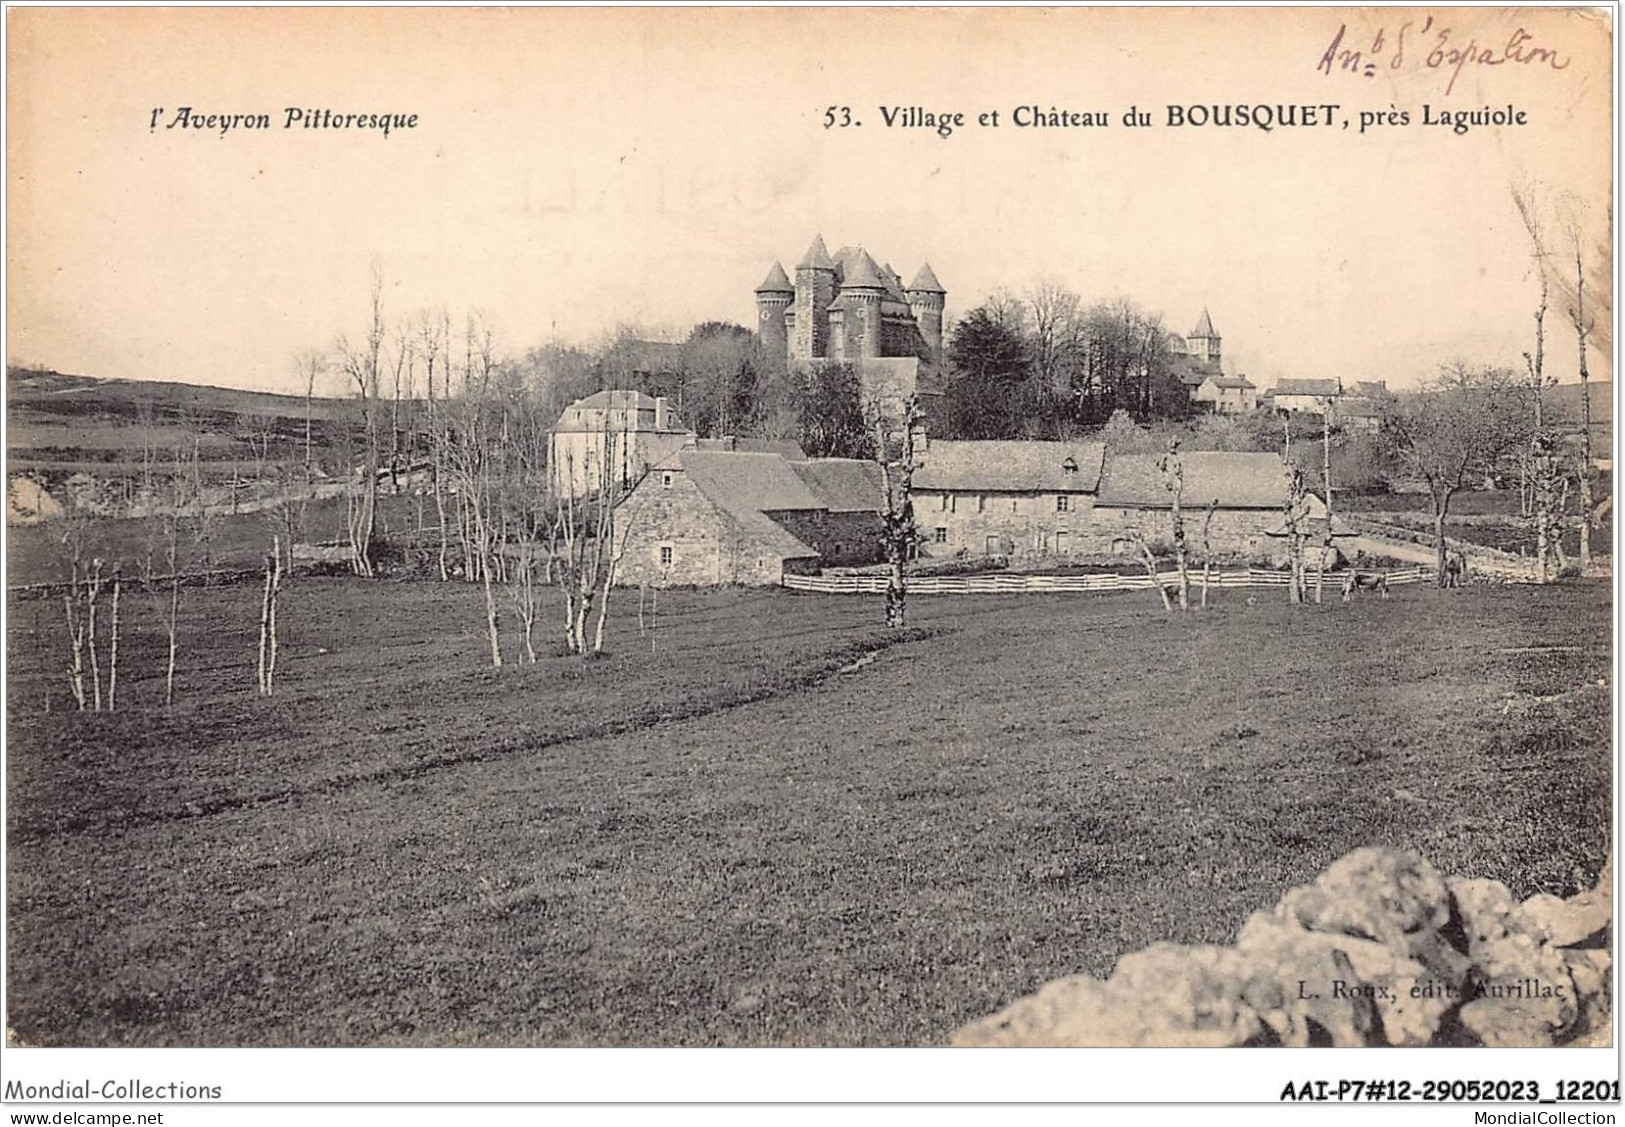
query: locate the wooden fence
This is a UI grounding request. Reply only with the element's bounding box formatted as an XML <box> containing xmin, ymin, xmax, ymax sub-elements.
<box><xmin>782</xmin><ymin>566</ymin><xmax>1434</xmax><ymax>596</ymax></box>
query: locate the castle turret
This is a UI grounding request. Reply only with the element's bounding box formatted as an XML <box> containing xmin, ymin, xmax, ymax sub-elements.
<box><xmin>754</xmin><ymin>261</ymin><xmax>794</xmax><ymax>368</ymax></box>
<box><xmin>791</xmin><ymin>235</ymin><xmax>837</xmax><ymax>361</ymax></box>
<box><xmin>838</xmin><ymin>249</ymin><xmax>887</xmax><ymax>360</ymax></box>
<box><xmin>1189</xmin><ymin>307</ymin><xmax>1221</xmax><ymax>365</ymax></box>
<box><xmin>905</xmin><ymin>262</ymin><xmax>946</xmax><ymax>367</ymax></box>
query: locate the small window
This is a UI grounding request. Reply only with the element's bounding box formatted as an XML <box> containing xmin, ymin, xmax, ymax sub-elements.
<box><xmin>661</xmin><ymin>472</ymin><xmax>673</xmax><ymax>489</ymax></box>
<box><xmin>934</xmin><ymin>527</ymin><xmax>948</xmax><ymax>544</ymax></box>
<box><xmin>977</xmin><ymin>495</ymin><xmax>987</xmax><ymax>513</ymax></box>
<box><xmin>949</xmin><ymin>494</ymin><xmax>957</xmax><ymax>513</ymax></box>
<box><xmin>1057</xmin><ymin>495</ymin><xmax>1070</xmax><ymax>513</ymax></box>
<box><xmin>659</xmin><ymin>545</ymin><xmax>673</xmax><ymax>566</ymax></box>
<box><xmin>1062</xmin><ymin>457</ymin><xmax>1078</xmax><ymax>478</ymax></box>
<box><xmin>938</xmin><ymin>494</ymin><xmax>949</xmax><ymax>511</ymax></box>
<box><xmin>1011</xmin><ymin>499</ymin><xmax>1019</xmax><ymax>513</ymax></box>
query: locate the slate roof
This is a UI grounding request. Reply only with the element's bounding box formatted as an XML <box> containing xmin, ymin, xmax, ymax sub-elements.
<box><xmin>696</xmin><ymin>436</ymin><xmax>808</xmax><ymax>459</ymax></box>
<box><xmin>553</xmin><ymin>388</ymin><xmax>689</xmax><ymax>434</ymax></box>
<box><xmin>908</xmin><ymin>262</ymin><xmax>945</xmax><ymax>294</ymax></box>
<box><xmin>914</xmin><ymin>441</ymin><xmax>1106</xmax><ymax>493</ymax></box>
<box><xmin>839</xmin><ymin>248</ymin><xmax>886</xmax><ymax>289</ymax></box>
<box><xmin>789</xmin><ymin>458</ymin><xmax>886</xmax><ymax>512</ymax></box>
<box><xmin>1191</xmin><ymin>308</ymin><xmax>1218</xmax><ymax>338</ymax></box>
<box><xmin>1351</xmin><ymin>381</ymin><xmax>1389</xmax><ymax>398</ymax></box>
<box><xmin>1272</xmin><ymin>378</ymin><xmax>1343</xmax><ymax>397</ymax></box>
<box><xmin>1097</xmin><ymin>451</ymin><xmax>1293</xmax><ymax>510</ymax></box>
<box><xmin>1170</xmin><ymin>353</ymin><xmax>1222</xmax><ymax>387</ymax></box>
<box><xmin>755</xmin><ymin>261</ymin><xmax>794</xmax><ymax>294</ymax></box>
<box><xmin>680</xmin><ymin>451</ymin><xmax>822</xmax><ymax>560</ymax></box>
<box><xmin>1210</xmin><ymin>376</ymin><xmax>1256</xmax><ymax>390</ymax></box>
<box><xmin>797</xmin><ymin>235</ymin><xmax>835</xmax><ymax>271</ymax></box>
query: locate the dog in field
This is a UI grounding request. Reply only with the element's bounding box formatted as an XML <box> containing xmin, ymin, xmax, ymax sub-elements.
<box><xmin>1340</xmin><ymin>570</ymin><xmax>1389</xmax><ymax>602</ymax></box>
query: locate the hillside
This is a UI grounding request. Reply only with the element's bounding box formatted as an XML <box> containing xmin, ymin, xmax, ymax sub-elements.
<box><xmin>6</xmin><ymin>367</ymin><xmax>360</xmax><ymax>482</ymax></box>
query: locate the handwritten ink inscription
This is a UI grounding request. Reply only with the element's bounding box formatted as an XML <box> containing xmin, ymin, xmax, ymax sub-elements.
<box><xmin>1317</xmin><ymin>18</ymin><xmax>1570</xmax><ymax>96</ymax></box>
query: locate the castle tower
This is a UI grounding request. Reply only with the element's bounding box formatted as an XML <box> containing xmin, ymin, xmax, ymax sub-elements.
<box><xmin>839</xmin><ymin>250</ymin><xmax>887</xmax><ymax>360</ymax></box>
<box><xmin>1189</xmin><ymin>307</ymin><xmax>1221</xmax><ymax>366</ymax></box>
<box><xmin>905</xmin><ymin>262</ymin><xmax>946</xmax><ymax>367</ymax></box>
<box><xmin>754</xmin><ymin>261</ymin><xmax>794</xmax><ymax>368</ymax></box>
<box><xmin>791</xmin><ymin>235</ymin><xmax>837</xmax><ymax>361</ymax></box>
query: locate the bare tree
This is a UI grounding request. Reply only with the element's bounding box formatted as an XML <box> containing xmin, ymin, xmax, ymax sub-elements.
<box><xmin>257</xmin><ymin>536</ymin><xmax>284</xmax><ymax>695</ymax></box>
<box><xmin>1560</xmin><ymin>203</ymin><xmax>1600</xmax><ymax>572</ymax></box>
<box><xmin>868</xmin><ymin>395</ymin><xmax>924</xmax><ymax>628</ymax></box>
<box><xmin>1382</xmin><ymin>363</ymin><xmax>1527</xmax><ymax>586</ymax></box>
<box><xmin>1280</xmin><ymin>419</ymin><xmax>1310</xmax><ymax>603</ymax></box>
<box><xmin>1160</xmin><ymin>440</ymin><xmax>1191</xmax><ymax>610</ymax></box>
<box><xmin>335</xmin><ymin>264</ymin><xmax>386</xmax><ymax>577</ymax></box>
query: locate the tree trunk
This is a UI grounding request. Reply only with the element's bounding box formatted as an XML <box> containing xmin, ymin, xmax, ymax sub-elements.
<box><xmin>63</xmin><ymin>590</ymin><xmax>86</xmax><ymax>710</ymax></box>
<box><xmin>258</xmin><ymin>552</ymin><xmax>274</xmax><ymax>694</ymax></box>
<box><xmin>107</xmin><ymin>569</ymin><xmax>121</xmax><ymax>712</ymax></box>
<box><xmin>166</xmin><ymin>575</ymin><xmax>179</xmax><ymax>706</ymax></box>
<box><xmin>267</xmin><ymin>537</ymin><xmax>282</xmax><ymax>692</ymax></box>
<box><xmin>86</xmin><ymin>561</ymin><xmax>103</xmax><ymax>711</ymax></box>
<box><xmin>482</xmin><ymin>549</ymin><xmax>503</xmax><ymax>667</ymax></box>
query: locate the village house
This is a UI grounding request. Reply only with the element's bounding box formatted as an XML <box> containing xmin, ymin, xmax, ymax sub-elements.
<box><xmin>1090</xmin><ymin>450</ymin><xmax>1345</xmax><ymax>563</ymax></box>
<box><xmin>612</xmin><ymin>449</ymin><xmax>884</xmax><ymax>587</ymax></box>
<box><xmin>912</xmin><ymin>440</ymin><xmax>1107</xmax><ymax>561</ymax></box>
<box><xmin>1192</xmin><ymin>374</ymin><xmax>1258</xmax><ymax>414</ymax></box>
<box><xmin>1265</xmin><ymin>377</ymin><xmax>1343</xmax><ymax>416</ymax></box>
<box><xmin>549</xmin><ymin>389</ymin><xmax>696</xmax><ymax>497</ymax></box>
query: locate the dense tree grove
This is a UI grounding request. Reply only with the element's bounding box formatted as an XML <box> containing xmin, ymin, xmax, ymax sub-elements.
<box><xmin>936</xmin><ymin>286</ymin><xmax>1200</xmax><ymax>440</ymax></box>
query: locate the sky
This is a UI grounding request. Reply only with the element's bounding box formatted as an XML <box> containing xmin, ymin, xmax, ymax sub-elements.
<box><xmin>6</xmin><ymin>6</ymin><xmax>1614</xmax><ymax>397</ymax></box>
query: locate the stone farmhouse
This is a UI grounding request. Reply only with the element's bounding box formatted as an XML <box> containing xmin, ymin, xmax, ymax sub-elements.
<box><xmin>1264</xmin><ymin>377</ymin><xmax>1343</xmax><ymax>415</ymax></box>
<box><xmin>1193</xmin><ymin>374</ymin><xmax>1258</xmax><ymax>414</ymax></box>
<box><xmin>613</xmin><ymin>449</ymin><xmax>885</xmax><ymax>587</ymax></box>
<box><xmin>912</xmin><ymin>440</ymin><xmax>1107</xmax><ymax>559</ymax></box>
<box><xmin>1091</xmin><ymin>451</ymin><xmax>1344</xmax><ymax>562</ymax></box>
<box><xmin>1262</xmin><ymin>378</ymin><xmax>1390</xmax><ymax>431</ymax></box>
<box><xmin>915</xmin><ymin>445</ymin><xmax>1340</xmax><ymax>565</ymax></box>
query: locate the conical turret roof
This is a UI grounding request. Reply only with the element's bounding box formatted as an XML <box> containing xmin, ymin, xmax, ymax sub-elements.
<box><xmin>755</xmin><ymin>261</ymin><xmax>793</xmax><ymax>294</ymax></box>
<box><xmin>1192</xmin><ymin>307</ymin><xmax>1218</xmax><ymax>338</ymax></box>
<box><xmin>907</xmin><ymin>262</ymin><xmax>945</xmax><ymax>294</ymax></box>
<box><xmin>841</xmin><ymin>249</ymin><xmax>885</xmax><ymax>289</ymax></box>
<box><xmin>797</xmin><ymin>235</ymin><xmax>835</xmax><ymax>271</ymax></box>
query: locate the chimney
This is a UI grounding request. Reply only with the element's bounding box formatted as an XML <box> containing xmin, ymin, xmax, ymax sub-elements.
<box><xmin>654</xmin><ymin>396</ymin><xmax>668</xmax><ymax>431</ymax></box>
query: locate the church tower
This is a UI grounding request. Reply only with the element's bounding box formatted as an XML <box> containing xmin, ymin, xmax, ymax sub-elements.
<box><xmin>906</xmin><ymin>263</ymin><xmax>946</xmax><ymax>367</ymax></box>
<box><xmin>1189</xmin><ymin>307</ymin><xmax>1221</xmax><ymax>366</ymax></box>
<box><xmin>754</xmin><ymin>261</ymin><xmax>793</xmax><ymax>368</ymax></box>
<box><xmin>790</xmin><ymin>235</ymin><xmax>837</xmax><ymax>361</ymax></box>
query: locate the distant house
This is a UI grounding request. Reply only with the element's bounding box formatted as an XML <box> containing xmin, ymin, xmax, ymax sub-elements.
<box><xmin>549</xmin><ymin>389</ymin><xmax>696</xmax><ymax>497</ymax></box>
<box><xmin>613</xmin><ymin>450</ymin><xmax>884</xmax><ymax>587</ymax></box>
<box><xmin>1193</xmin><ymin>374</ymin><xmax>1258</xmax><ymax>414</ymax></box>
<box><xmin>912</xmin><ymin>440</ymin><xmax>1106</xmax><ymax>561</ymax></box>
<box><xmin>1266</xmin><ymin>378</ymin><xmax>1343</xmax><ymax>416</ymax></box>
<box><xmin>1091</xmin><ymin>450</ymin><xmax>1341</xmax><ymax>560</ymax></box>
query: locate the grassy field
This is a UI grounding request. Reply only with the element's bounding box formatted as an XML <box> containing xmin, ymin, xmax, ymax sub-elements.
<box><xmin>4</xmin><ymin>574</ymin><xmax>1612</xmax><ymax>1046</ymax></box>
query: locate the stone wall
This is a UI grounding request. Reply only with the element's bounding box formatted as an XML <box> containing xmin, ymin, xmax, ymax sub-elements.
<box><xmin>916</xmin><ymin>490</ymin><xmax>1097</xmax><ymax>562</ymax></box>
<box><xmin>615</xmin><ymin>470</ymin><xmax>729</xmax><ymax>587</ymax></box>
<box><xmin>955</xmin><ymin>847</ymin><xmax>1611</xmax><ymax>1048</ymax></box>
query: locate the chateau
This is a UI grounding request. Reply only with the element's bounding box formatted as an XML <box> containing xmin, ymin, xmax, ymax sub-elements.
<box><xmin>755</xmin><ymin>235</ymin><xmax>946</xmax><ymax>408</ymax></box>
